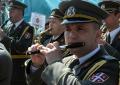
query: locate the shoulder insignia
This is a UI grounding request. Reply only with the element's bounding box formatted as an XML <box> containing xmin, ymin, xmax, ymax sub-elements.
<box><xmin>62</xmin><ymin>55</ymin><xmax>77</xmax><ymax>67</ymax></box>
<box><xmin>89</xmin><ymin>72</ymin><xmax>109</xmax><ymax>83</ymax></box>
<box><xmin>24</xmin><ymin>32</ymin><xmax>31</xmax><ymax>39</ymax></box>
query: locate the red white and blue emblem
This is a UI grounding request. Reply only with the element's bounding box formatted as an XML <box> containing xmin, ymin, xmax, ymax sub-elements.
<box><xmin>89</xmin><ymin>72</ymin><xmax>109</xmax><ymax>83</ymax></box>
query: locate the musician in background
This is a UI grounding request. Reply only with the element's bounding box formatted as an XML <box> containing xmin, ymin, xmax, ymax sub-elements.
<box><xmin>39</xmin><ymin>21</ymin><xmax>52</xmax><ymax>45</ymax></box>
<box><xmin>40</xmin><ymin>9</ymin><xmax>65</xmax><ymax>46</ymax></box>
<box><xmin>1</xmin><ymin>1</ymin><xmax>34</xmax><ymax>85</ymax></box>
<box><xmin>98</xmin><ymin>1</ymin><xmax>120</xmax><ymax>60</ymax></box>
<box><xmin>8</xmin><ymin>1</ymin><xmax>34</xmax><ymax>55</ymax></box>
<box><xmin>24</xmin><ymin>8</ymin><xmax>66</xmax><ymax>85</ymax></box>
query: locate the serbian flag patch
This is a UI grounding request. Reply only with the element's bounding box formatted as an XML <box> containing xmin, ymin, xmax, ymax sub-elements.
<box><xmin>89</xmin><ymin>72</ymin><xmax>109</xmax><ymax>83</ymax></box>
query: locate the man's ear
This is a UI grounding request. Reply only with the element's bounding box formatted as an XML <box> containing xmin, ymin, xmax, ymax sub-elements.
<box><xmin>116</xmin><ymin>13</ymin><xmax>120</xmax><ymax>19</ymax></box>
<box><xmin>96</xmin><ymin>29</ymin><xmax>103</xmax><ymax>44</ymax></box>
<box><xmin>115</xmin><ymin>13</ymin><xmax>120</xmax><ymax>24</ymax></box>
<box><xmin>96</xmin><ymin>29</ymin><xmax>102</xmax><ymax>38</ymax></box>
<box><xmin>96</xmin><ymin>29</ymin><xmax>102</xmax><ymax>42</ymax></box>
<box><xmin>118</xmin><ymin>13</ymin><xmax>120</xmax><ymax>22</ymax></box>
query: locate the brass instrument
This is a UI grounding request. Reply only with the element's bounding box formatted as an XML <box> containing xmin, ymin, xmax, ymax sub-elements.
<box><xmin>33</xmin><ymin>28</ymin><xmax>52</xmax><ymax>44</ymax></box>
<box><xmin>1</xmin><ymin>18</ymin><xmax>10</xmax><ymax>28</ymax></box>
<box><xmin>100</xmin><ymin>22</ymin><xmax>107</xmax><ymax>33</ymax></box>
<box><xmin>0</xmin><ymin>0</ymin><xmax>9</xmax><ymax>26</ymax></box>
<box><xmin>100</xmin><ymin>22</ymin><xmax>108</xmax><ymax>41</ymax></box>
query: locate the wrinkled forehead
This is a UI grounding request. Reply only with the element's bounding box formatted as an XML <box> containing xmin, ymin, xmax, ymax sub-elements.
<box><xmin>64</xmin><ymin>22</ymin><xmax>90</xmax><ymax>28</ymax></box>
<box><xmin>64</xmin><ymin>22</ymin><xmax>99</xmax><ymax>31</ymax></box>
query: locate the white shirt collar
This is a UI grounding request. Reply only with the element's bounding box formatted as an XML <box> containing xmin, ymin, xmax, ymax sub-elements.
<box><xmin>52</xmin><ymin>35</ymin><xmax>60</xmax><ymax>40</ymax></box>
<box><xmin>14</xmin><ymin>19</ymin><xmax>24</xmax><ymax>29</ymax></box>
<box><xmin>110</xmin><ymin>26</ymin><xmax>120</xmax><ymax>43</ymax></box>
<box><xmin>78</xmin><ymin>44</ymin><xmax>100</xmax><ymax>65</ymax></box>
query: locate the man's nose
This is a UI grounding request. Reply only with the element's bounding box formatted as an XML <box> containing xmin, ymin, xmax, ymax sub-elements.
<box><xmin>69</xmin><ymin>31</ymin><xmax>78</xmax><ymax>39</ymax></box>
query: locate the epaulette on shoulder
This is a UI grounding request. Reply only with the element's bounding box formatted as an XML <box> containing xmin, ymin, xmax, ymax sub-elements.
<box><xmin>62</xmin><ymin>55</ymin><xmax>77</xmax><ymax>67</ymax></box>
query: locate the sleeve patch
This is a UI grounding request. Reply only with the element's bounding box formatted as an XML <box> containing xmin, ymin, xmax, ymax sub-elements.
<box><xmin>24</xmin><ymin>32</ymin><xmax>31</xmax><ymax>39</ymax></box>
<box><xmin>89</xmin><ymin>72</ymin><xmax>109</xmax><ymax>83</ymax></box>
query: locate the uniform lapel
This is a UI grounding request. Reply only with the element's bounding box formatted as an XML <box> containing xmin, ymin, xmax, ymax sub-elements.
<box><xmin>106</xmin><ymin>33</ymin><xmax>111</xmax><ymax>44</ymax></box>
<box><xmin>111</xmin><ymin>31</ymin><xmax>120</xmax><ymax>46</ymax></box>
<box><xmin>9</xmin><ymin>24</ymin><xmax>15</xmax><ymax>36</ymax></box>
<box><xmin>77</xmin><ymin>47</ymin><xmax>107</xmax><ymax>76</ymax></box>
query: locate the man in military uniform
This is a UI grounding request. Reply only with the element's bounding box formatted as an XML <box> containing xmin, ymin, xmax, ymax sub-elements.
<box><xmin>4</xmin><ymin>1</ymin><xmax>34</xmax><ymax>85</ymax></box>
<box><xmin>24</xmin><ymin>9</ymin><xmax>66</xmax><ymax>85</ymax></box>
<box><xmin>27</xmin><ymin>0</ymin><xmax>119</xmax><ymax>85</ymax></box>
<box><xmin>98</xmin><ymin>1</ymin><xmax>120</xmax><ymax>60</ymax></box>
<box><xmin>8</xmin><ymin>1</ymin><xmax>34</xmax><ymax>55</ymax></box>
<box><xmin>40</xmin><ymin>8</ymin><xmax>65</xmax><ymax>46</ymax></box>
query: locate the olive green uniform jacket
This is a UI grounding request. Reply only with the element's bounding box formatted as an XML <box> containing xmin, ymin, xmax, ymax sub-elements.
<box><xmin>41</xmin><ymin>47</ymin><xmax>119</xmax><ymax>85</ymax></box>
<box><xmin>0</xmin><ymin>43</ymin><xmax>12</xmax><ymax>85</ymax></box>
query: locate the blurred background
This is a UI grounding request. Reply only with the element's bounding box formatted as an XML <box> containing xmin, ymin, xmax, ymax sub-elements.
<box><xmin>0</xmin><ymin>0</ymin><xmax>100</xmax><ymax>26</ymax></box>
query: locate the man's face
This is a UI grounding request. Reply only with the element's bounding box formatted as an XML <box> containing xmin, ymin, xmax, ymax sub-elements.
<box><xmin>64</xmin><ymin>22</ymin><xmax>99</xmax><ymax>56</ymax></box>
<box><xmin>105</xmin><ymin>12</ymin><xmax>120</xmax><ymax>31</ymax></box>
<box><xmin>9</xmin><ymin>7</ymin><xmax>22</xmax><ymax>23</ymax></box>
<box><xmin>49</xmin><ymin>17</ymin><xmax>63</xmax><ymax>35</ymax></box>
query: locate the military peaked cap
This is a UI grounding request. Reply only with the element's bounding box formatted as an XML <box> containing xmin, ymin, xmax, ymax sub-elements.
<box><xmin>49</xmin><ymin>8</ymin><xmax>64</xmax><ymax>19</ymax></box>
<box><xmin>98</xmin><ymin>1</ymin><xmax>120</xmax><ymax>13</ymax></box>
<box><xmin>9</xmin><ymin>1</ymin><xmax>27</xmax><ymax>10</ymax></box>
<box><xmin>59</xmin><ymin>0</ymin><xmax>108</xmax><ymax>24</ymax></box>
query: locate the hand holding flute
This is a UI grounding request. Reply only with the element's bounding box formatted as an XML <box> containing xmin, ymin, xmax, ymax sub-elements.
<box><xmin>26</xmin><ymin>42</ymin><xmax>85</xmax><ymax>65</ymax></box>
<box><xmin>28</xmin><ymin>43</ymin><xmax>46</xmax><ymax>66</ymax></box>
<box><xmin>26</xmin><ymin>42</ymin><xmax>85</xmax><ymax>55</ymax></box>
<box><xmin>27</xmin><ymin>42</ymin><xmax>64</xmax><ymax>65</ymax></box>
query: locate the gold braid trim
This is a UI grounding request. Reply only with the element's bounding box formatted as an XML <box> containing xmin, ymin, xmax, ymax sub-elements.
<box><xmin>19</xmin><ymin>26</ymin><xmax>29</xmax><ymax>41</ymax></box>
<box><xmin>64</xmin><ymin>14</ymin><xmax>98</xmax><ymax>23</ymax></box>
<box><xmin>83</xmin><ymin>60</ymin><xmax>106</xmax><ymax>80</ymax></box>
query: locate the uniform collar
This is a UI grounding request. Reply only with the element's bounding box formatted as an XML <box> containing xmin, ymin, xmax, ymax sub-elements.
<box><xmin>52</xmin><ymin>35</ymin><xmax>60</xmax><ymax>40</ymax></box>
<box><xmin>52</xmin><ymin>33</ymin><xmax>64</xmax><ymax>41</ymax></box>
<box><xmin>110</xmin><ymin>26</ymin><xmax>120</xmax><ymax>43</ymax></box>
<box><xmin>14</xmin><ymin>19</ymin><xmax>24</xmax><ymax>28</ymax></box>
<box><xmin>78</xmin><ymin>44</ymin><xmax>100</xmax><ymax>65</ymax></box>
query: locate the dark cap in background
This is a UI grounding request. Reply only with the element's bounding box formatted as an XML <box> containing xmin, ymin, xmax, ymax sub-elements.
<box><xmin>49</xmin><ymin>8</ymin><xmax>64</xmax><ymax>19</ymax></box>
<box><xmin>98</xmin><ymin>1</ymin><xmax>120</xmax><ymax>13</ymax></box>
<box><xmin>9</xmin><ymin>1</ymin><xmax>27</xmax><ymax>10</ymax></box>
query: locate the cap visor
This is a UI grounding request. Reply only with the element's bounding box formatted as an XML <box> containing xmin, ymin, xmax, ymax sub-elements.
<box><xmin>61</xmin><ymin>19</ymin><xmax>92</xmax><ymax>24</ymax></box>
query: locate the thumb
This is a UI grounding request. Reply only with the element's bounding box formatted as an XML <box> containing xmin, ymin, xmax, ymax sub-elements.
<box><xmin>53</xmin><ymin>41</ymin><xmax>60</xmax><ymax>49</ymax></box>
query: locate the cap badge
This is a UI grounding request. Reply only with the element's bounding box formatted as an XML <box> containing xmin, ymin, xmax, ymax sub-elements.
<box><xmin>9</xmin><ymin>2</ymin><xmax>13</xmax><ymax>6</ymax></box>
<box><xmin>51</xmin><ymin>11</ymin><xmax>55</xmax><ymax>16</ymax></box>
<box><xmin>66</xmin><ymin>6</ymin><xmax>76</xmax><ymax>17</ymax></box>
<box><xmin>101</xmin><ymin>4</ymin><xmax>105</xmax><ymax>9</ymax></box>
